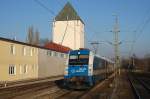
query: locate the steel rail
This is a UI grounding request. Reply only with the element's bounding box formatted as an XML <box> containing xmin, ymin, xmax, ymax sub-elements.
<box><xmin>127</xmin><ymin>73</ymin><xmax>141</xmax><ymax>99</ymax></box>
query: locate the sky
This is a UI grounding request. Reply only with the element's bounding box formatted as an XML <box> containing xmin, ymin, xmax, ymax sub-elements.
<box><xmin>0</xmin><ymin>0</ymin><xmax>150</xmax><ymax>58</ymax></box>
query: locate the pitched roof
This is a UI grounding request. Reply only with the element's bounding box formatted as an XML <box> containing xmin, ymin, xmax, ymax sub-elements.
<box><xmin>44</xmin><ymin>42</ymin><xmax>71</xmax><ymax>53</ymax></box>
<box><xmin>55</xmin><ymin>2</ymin><xmax>84</xmax><ymax>24</ymax></box>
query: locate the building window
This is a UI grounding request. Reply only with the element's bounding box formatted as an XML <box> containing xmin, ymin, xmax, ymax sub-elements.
<box><xmin>33</xmin><ymin>48</ymin><xmax>36</xmax><ymax>53</ymax></box>
<box><xmin>57</xmin><ymin>53</ymin><xmax>60</xmax><ymax>57</ymax></box>
<box><xmin>23</xmin><ymin>64</ymin><xmax>28</xmax><ymax>74</ymax></box>
<box><xmin>60</xmin><ymin>53</ymin><xmax>64</xmax><ymax>58</ymax></box>
<box><xmin>36</xmin><ymin>48</ymin><xmax>38</xmax><ymax>55</ymax></box>
<box><xmin>54</xmin><ymin>52</ymin><xmax>58</xmax><ymax>57</ymax></box>
<box><xmin>32</xmin><ymin>64</ymin><xmax>35</xmax><ymax>72</ymax></box>
<box><xmin>9</xmin><ymin>65</ymin><xmax>16</xmax><ymax>75</ymax></box>
<box><xmin>30</xmin><ymin>48</ymin><xmax>34</xmax><ymax>56</ymax></box>
<box><xmin>10</xmin><ymin>44</ymin><xmax>15</xmax><ymax>55</ymax></box>
<box><xmin>23</xmin><ymin>46</ymin><xmax>26</xmax><ymax>56</ymax></box>
<box><xmin>51</xmin><ymin>51</ymin><xmax>53</xmax><ymax>56</ymax></box>
<box><xmin>47</xmin><ymin>50</ymin><xmax>52</xmax><ymax>56</ymax></box>
<box><xmin>64</xmin><ymin>54</ymin><xmax>67</xmax><ymax>58</ymax></box>
<box><xmin>19</xmin><ymin>65</ymin><xmax>22</xmax><ymax>74</ymax></box>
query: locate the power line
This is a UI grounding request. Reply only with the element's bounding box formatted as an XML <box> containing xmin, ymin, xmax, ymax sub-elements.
<box><xmin>135</xmin><ymin>17</ymin><xmax>150</xmax><ymax>42</ymax></box>
<box><xmin>89</xmin><ymin>41</ymin><xmax>101</xmax><ymax>54</ymax></box>
<box><xmin>34</xmin><ymin>0</ymin><xmax>112</xmax><ymax>51</ymax></box>
<box><xmin>34</xmin><ymin>0</ymin><xmax>56</xmax><ymax>16</ymax></box>
<box><xmin>60</xmin><ymin>17</ymin><xmax>69</xmax><ymax>45</ymax></box>
<box><xmin>56</xmin><ymin>0</ymin><xmax>65</xmax><ymax>7</ymax></box>
<box><xmin>128</xmin><ymin>6</ymin><xmax>150</xmax><ymax>58</ymax></box>
<box><xmin>129</xmin><ymin>15</ymin><xmax>150</xmax><ymax>57</ymax></box>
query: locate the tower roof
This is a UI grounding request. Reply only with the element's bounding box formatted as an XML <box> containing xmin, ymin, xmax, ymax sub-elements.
<box><xmin>55</xmin><ymin>2</ymin><xmax>84</xmax><ymax>24</ymax></box>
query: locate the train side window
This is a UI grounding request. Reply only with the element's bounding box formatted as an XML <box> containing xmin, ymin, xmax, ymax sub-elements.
<box><xmin>93</xmin><ymin>57</ymin><xmax>102</xmax><ymax>69</ymax></box>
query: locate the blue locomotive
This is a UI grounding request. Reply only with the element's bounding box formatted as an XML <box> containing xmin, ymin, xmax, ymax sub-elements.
<box><xmin>64</xmin><ymin>49</ymin><xmax>114</xmax><ymax>89</ymax></box>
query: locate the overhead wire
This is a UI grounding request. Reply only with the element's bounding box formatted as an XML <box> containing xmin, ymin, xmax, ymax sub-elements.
<box><xmin>34</xmin><ymin>0</ymin><xmax>112</xmax><ymax>52</ymax></box>
<box><xmin>60</xmin><ymin>18</ymin><xmax>69</xmax><ymax>45</ymax></box>
<box><xmin>129</xmin><ymin>8</ymin><xmax>150</xmax><ymax>58</ymax></box>
<box><xmin>34</xmin><ymin>0</ymin><xmax>56</xmax><ymax>16</ymax></box>
<box><xmin>34</xmin><ymin>0</ymin><xmax>74</xmax><ymax>45</ymax></box>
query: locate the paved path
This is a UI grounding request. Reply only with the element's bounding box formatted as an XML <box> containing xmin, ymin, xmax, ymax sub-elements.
<box><xmin>111</xmin><ymin>70</ymin><xmax>134</xmax><ymax>99</ymax></box>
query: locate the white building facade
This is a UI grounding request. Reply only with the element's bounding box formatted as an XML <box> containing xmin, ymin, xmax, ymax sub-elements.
<box><xmin>52</xmin><ymin>2</ymin><xmax>85</xmax><ymax>50</ymax></box>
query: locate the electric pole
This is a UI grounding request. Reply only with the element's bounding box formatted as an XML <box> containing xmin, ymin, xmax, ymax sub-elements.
<box><xmin>89</xmin><ymin>41</ymin><xmax>101</xmax><ymax>54</ymax></box>
<box><xmin>113</xmin><ymin>15</ymin><xmax>121</xmax><ymax>75</ymax></box>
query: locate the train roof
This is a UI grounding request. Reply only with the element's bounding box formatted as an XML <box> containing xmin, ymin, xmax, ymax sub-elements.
<box><xmin>69</xmin><ymin>49</ymin><xmax>90</xmax><ymax>55</ymax></box>
<box><xmin>95</xmin><ymin>55</ymin><xmax>114</xmax><ymax>64</ymax></box>
<box><xmin>68</xmin><ymin>49</ymin><xmax>114</xmax><ymax>63</ymax></box>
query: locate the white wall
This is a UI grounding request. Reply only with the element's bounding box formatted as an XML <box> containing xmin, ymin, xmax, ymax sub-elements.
<box><xmin>52</xmin><ymin>20</ymin><xmax>84</xmax><ymax>50</ymax></box>
<box><xmin>38</xmin><ymin>49</ymin><xmax>66</xmax><ymax>78</ymax></box>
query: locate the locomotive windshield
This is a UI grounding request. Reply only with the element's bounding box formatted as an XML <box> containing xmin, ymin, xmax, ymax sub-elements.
<box><xmin>69</xmin><ymin>54</ymin><xmax>89</xmax><ymax>65</ymax></box>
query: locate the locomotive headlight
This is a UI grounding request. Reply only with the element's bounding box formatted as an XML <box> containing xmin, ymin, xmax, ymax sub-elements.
<box><xmin>88</xmin><ymin>66</ymin><xmax>93</xmax><ymax>76</ymax></box>
<box><xmin>65</xmin><ymin>66</ymin><xmax>68</xmax><ymax>70</ymax></box>
<box><xmin>65</xmin><ymin>60</ymin><xmax>69</xmax><ymax>65</ymax></box>
<box><xmin>64</xmin><ymin>70</ymin><xmax>68</xmax><ymax>75</ymax></box>
<box><xmin>88</xmin><ymin>68</ymin><xmax>92</xmax><ymax>76</ymax></box>
<box><xmin>64</xmin><ymin>66</ymin><xmax>68</xmax><ymax>75</ymax></box>
<box><xmin>89</xmin><ymin>66</ymin><xmax>92</xmax><ymax>69</ymax></box>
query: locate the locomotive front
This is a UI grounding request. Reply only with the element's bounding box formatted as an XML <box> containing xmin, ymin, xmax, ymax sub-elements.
<box><xmin>64</xmin><ymin>49</ymin><xmax>93</xmax><ymax>89</ymax></box>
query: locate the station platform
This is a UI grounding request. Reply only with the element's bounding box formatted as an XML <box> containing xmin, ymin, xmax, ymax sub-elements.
<box><xmin>81</xmin><ymin>70</ymin><xmax>135</xmax><ymax>99</ymax></box>
<box><xmin>111</xmin><ymin>70</ymin><xmax>134</xmax><ymax>99</ymax></box>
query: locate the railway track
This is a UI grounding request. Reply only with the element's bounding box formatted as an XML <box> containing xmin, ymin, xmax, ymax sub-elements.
<box><xmin>15</xmin><ymin>86</ymin><xmax>70</xmax><ymax>99</ymax></box>
<box><xmin>0</xmin><ymin>79</ymin><xmax>77</xmax><ymax>99</ymax></box>
<box><xmin>56</xmin><ymin>90</ymin><xmax>88</xmax><ymax>99</ymax></box>
<box><xmin>58</xmin><ymin>73</ymin><xmax>115</xmax><ymax>99</ymax></box>
<box><xmin>0</xmin><ymin>80</ymin><xmax>64</xmax><ymax>99</ymax></box>
<box><xmin>128</xmin><ymin>72</ymin><xmax>150</xmax><ymax>99</ymax></box>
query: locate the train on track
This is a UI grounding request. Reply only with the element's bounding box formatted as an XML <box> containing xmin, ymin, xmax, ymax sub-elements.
<box><xmin>64</xmin><ymin>49</ymin><xmax>114</xmax><ymax>89</ymax></box>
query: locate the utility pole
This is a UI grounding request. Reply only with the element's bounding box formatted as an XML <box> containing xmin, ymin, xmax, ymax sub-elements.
<box><xmin>110</xmin><ymin>15</ymin><xmax>121</xmax><ymax>98</ymax></box>
<box><xmin>89</xmin><ymin>41</ymin><xmax>101</xmax><ymax>54</ymax></box>
<box><xmin>113</xmin><ymin>15</ymin><xmax>121</xmax><ymax>75</ymax></box>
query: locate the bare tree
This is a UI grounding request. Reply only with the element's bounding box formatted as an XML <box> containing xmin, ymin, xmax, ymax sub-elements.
<box><xmin>27</xmin><ymin>26</ymin><xmax>34</xmax><ymax>44</ymax></box>
<box><xmin>34</xmin><ymin>29</ymin><xmax>40</xmax><ymax>45</ymax></box>
<box><xmin>39</xmin><ymin>38</ymin><xmax>49</xmax><ymax>46</ymax></box>
<box><xmin>26</xmin><ymin>26</ymin><xmax>40</xmax><ymax>45</ymax></box>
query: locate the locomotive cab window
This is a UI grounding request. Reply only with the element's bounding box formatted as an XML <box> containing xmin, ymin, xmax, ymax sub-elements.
<box><xmin>69</xmin><ymin>55</ymin><xmax>78</xmax><ymax>59</ymax></box>
<box><xmin>79</xmin><ymin>55</ymin><xmax>89</xmax><ymax>59</ymax></box>
<box><xmin>69</xmin><ymin>54</ymin><xmax>89</xmax><ymax>65</ymax></box>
